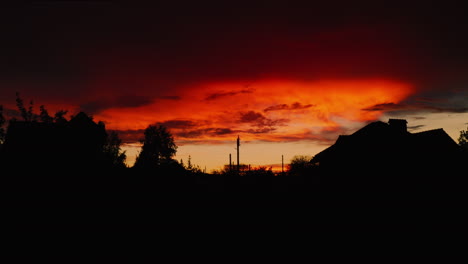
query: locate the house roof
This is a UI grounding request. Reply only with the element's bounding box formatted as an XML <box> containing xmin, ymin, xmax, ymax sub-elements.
<box><xmin>311</xmin><ymin>119</ymin><xmax>460</xmax><ymax>164</ymax></box>
<box><xmin>351</xmin><ymin>121</ymin><xmax>390</xmax><ymax>137</ymax></box>
<box><xmin>412</xmin><ymin>128</ymin><xmax>459</xmax><ymax>149</ymax></box>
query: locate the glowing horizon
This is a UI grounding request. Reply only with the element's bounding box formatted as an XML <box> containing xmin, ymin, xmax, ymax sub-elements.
<box><xmin>96</xmin><ymin>78</ymin><xmax>415</xmax><ymax>171</ymax></box>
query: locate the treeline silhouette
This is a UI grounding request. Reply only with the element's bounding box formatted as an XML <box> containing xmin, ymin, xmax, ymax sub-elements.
<box><xmin>3</xmin><ymin>94</ymin><xmax>468</xmax><ymax>249</ymax></box>
<box><xmin>0</xmin><ymin>94</ymin><xmax>467</xmax><ymax>195</ymax></box>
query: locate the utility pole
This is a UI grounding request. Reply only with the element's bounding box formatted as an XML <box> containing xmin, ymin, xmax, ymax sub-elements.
<box><xmin>237</xmin><ymin>135</ymin><xmax>240</xmax><ymax>172</ymax></box>
<box><xmin>229</xmin><ymin>153</ymin><xmax>232</xmax><ymax>171</ymax></box>
<box><xmin>282</xmin><ymin>155</ymin><xmax>284</xmax><ymax>174</ymax></box>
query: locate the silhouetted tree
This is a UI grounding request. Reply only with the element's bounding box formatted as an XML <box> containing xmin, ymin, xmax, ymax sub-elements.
<box><xmin>54</xmin><ymin>110</ymin><xmax>68</xmax><ymax>124</ymax></box>
<box><xmin>184</xmin><ymin>155</ymin><xmax>204</xmax><ymax>174</ymax></box>
<box><xmin>28</xmin><ymin>100</ymin><xmax>36</xmax><ymax>122</ymax></box>
<box><xmin>0</xmin><ymin>105</ymin><xmax>5</xmax><ymax>145</ymax></box>
<box><xmin>103</xmin><ymin>131</ymin><xmax>127</xmax><ymax>168</ymax></box>
<box><xmin>15</xmin><ymin>93</ymin><xmax>68</xmax><ymax>124</ymax></box>
<box><xmin>459</xmin><ymin>126</ymin><xmax>468</xmax><ymax>151</ymax></box>
<box><xmin>16</xmin><ymin>92</ymin><xmax>35</xmax><ymax>122</ymax></box>
<box><xmin>134</xmin><ymin>124</ymin><xmax>177</xmax><ymax>169</ymax></box>
<box><xmin>288</xmin><ymin>155</ymin><xmax>312</xmax><ymax>176</ymax></box>
<box><xmin>39</xmin><ymin>105</ymin><xmax>54</xmax><ymax>123</ymax></box>
<box><xmin>187</xmin><ymin>155</ymin><xmax>193</xmax><ymax>170</ymax></box>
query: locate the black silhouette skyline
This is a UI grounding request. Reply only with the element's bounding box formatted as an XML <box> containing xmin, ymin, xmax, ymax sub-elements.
<box><xmin>1</xmin><ymin>95</ymin><xmax>466</xmax><ymax>193</ymax></box>
<box><xmin>2</xmin><ymin>2</ymin><xmax>468</xmax><ymax>248</ymax></box>
<box><xmin>1</xmin><ymin>2</ymin><xmax>468</xmax><ymax>173</ymax></box>
<box><xmin>2</xmin><ymin>98</ymin><xmax>467</xmax><ymax>245</ymax></box>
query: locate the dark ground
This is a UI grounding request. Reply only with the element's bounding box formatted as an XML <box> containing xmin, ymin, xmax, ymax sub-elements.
<box><xmin>2</xmin><ymin>169</ymin><xmax>466</xmax><ymax>255</ymax></box>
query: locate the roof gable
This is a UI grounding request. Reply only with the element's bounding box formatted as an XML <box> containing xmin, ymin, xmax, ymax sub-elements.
<box><xmin>412</xmin><ymin>128</ymin><xmax>459</xmax><ymax>149</ymax></box>
<box><xmin>312</xmin><ymin>119</ymin><xmax>461</xmax><ymax>164</ymax></box>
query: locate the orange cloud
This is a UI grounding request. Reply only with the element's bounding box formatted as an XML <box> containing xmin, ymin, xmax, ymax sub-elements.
<box><xmin>93</xmin><ymin>79</ymin><xmax>414</xmax><ymax>146</ymax></box>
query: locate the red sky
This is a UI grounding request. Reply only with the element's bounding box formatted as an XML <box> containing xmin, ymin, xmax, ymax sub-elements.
<box><xmin>1</xmin><ymin>2</ymin><xmax>468</xmax><ymax>170</ymax></box>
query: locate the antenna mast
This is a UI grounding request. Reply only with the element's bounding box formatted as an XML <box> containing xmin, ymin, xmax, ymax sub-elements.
<box><xmin>237</xmin><ymin>135</ymin><xmax>240</xmax><ymax>172</ymax></box>
<box><xmin>282</xmin><ymin>154</ymin><xmax>284</xmax><ymax>174</ymax></box>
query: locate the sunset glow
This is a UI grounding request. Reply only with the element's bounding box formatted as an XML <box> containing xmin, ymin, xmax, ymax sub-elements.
<box><xmin>78</xmin><ymin>79</ymin><xmax>413</xmax><ymax>169</ymax></box>
<box><xmin>1</xmin><ymin>2</ymin><xmax>467</xmax><ymax>172</ymax></box>
<box><xmin>97</xmin><ymin>79</ymin><xmax>412</xmax><ymax>133</ymax></box>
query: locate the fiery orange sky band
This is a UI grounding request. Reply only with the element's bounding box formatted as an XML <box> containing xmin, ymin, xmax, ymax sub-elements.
<box><xmin>87</xmin><ymin>79</ymin><xmax>414</xmax><ymax>170</ymax></box>
<box><xmin>2</xmin><ymin>3</ymin><xmax>468</xmax><ymax>172</ymax></box>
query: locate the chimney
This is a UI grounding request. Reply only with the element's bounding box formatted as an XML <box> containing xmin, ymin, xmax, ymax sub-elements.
<box><xmin>388</xmin><ymin>119</ymin><xmax>407</xmax><ymax>133</ymax></box>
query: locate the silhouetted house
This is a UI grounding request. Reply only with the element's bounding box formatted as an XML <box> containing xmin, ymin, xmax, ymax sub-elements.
<box><xmin>311</xmin><ymin>119</ymin><xmax>465</xmax><ymax>189</ymax></box>
<box><xmin>0</xmin><ymin>112</ymin><xmax>107</xmax><ymax>170</ymax></box>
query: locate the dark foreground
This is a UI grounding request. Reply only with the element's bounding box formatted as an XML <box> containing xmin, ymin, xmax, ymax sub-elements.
<box><xmin>2</xmin><ymin>169</ymin><xmax>466</xmax><ymax>255</ymax></box>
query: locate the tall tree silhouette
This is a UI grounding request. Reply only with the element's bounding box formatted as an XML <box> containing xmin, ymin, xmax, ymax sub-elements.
<box><xmin>0</xmin><ymin>105</ymin><xmax>5</xmax><ymax>145</ymax></box>
<box><xmin>134</xmin><ymin>124</ymin><xmax>177</xmax><ymax>169</ymax></box>
<box><xmin>103</xmin><ymin>130</ymin><xmax>127</xmax><ymax>168</ymax></box>
<box><xmin>15</xmin><ymin>92</ymin><xmax>35</xmax><ymax>122</ymax></box>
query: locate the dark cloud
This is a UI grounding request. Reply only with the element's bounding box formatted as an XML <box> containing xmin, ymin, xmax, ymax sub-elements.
<box><xmin>114</xmin><ymin>95</ymin><xmax>153</xmax><ymax>108</ymax></box>
<box><xmin>433</xmin><ymin>107</ymin><xmax>468</xmax><ymax>113</ymax></box>
<box><xmin>113</xmin><ymin>119</ymin><xmax>344</xmax><ymax>145</ymax></box>
<box><xmin>174</xmin><ymin>129</ymin><xmax>205</xmax><ymax>139</ymax></box>
<box><xmin>264</xmin><ymin>102</ymin><xmax>314</xmax><ymax>112</ymax></box>
<box><xmin>157</xmin><ymin>120</ymin><xmax>198</xmax><ymax>130</ymax></box>
<box><xmin>238</xmin><ymin>111</ymin><xmax>288</xmax><ymax>128</ymax></box>
<box><xmin>204</xmin><ymin>89</ymin><xmax>254</xmax><ymax>101</ymax></box>
<box><xmin>408</xmin><ymin>125</ymin><xmax>426</xmax><ymax>131</ymax></box>
<box><xmin>362</xmin><ymin>98</ymin><xmax>468</xmax><ymax>115</ymax></box>
<box><xmin>264</xmin><ymin>104</ymin><xmax>289</xmax><ymax>112</ymax></box>
<box><xmin>110</xmin><ymin>129</ymin><xmax>144</xmax><ymax>144</ymax></box>
<box><xmin>2</xmin><ymin>3</ymin><xmax>468</xmax><ymax>88</ymax></box>
<box><xmin>175</xmin><ymin>127</ymin><xmax>235</xmax><ymax>138</ymax></box>
<box><xmin>409</xmin><ymin>91</ymin><xmax>468</xmax><ymax>113</ymax></box>
<box><xmin>129</xmin><ymin>113</ymin><xmax>289</xmax><ymax>140</ymax></box>
<box><xmin>79</xmin><ymin>101</ymin><xmax>107</xmax><ymax>114</ymax></box>
<box><xmin>112</xmin><ymin>127</ymin><xmax>234</xmax><ymax>144</ymax></box>
<box><xmin>245</xmin><ymin>127</ymin><xmax>277</xmax><ymax>134</ymax></box>
<box><xmin>1</xmin><ymin>2</ymin><xmax>468</xmax><ymax>126</ymax></box>
<box><xmin>239</xmin><ymin>111</ymin><xmax>266</xmax><ymax>123</ymax></box>
<box><xmin>212</xmin><ymin>128</ymin><xmax>233</xmax><ymax>135</ymax></box>
<box><xmin>80</xmin><ymin>95</ymin><xmax>154</xmax><ymax>114</ymax></box>
<box><xmin>361</xmin><ymin>103</ymin><xmax>401</xmax><ymax>112</ymax></box>
<box><xmin>154</xmin><ymin>118</ymin><xmax>236</xmax><ymax>138</ymax></box>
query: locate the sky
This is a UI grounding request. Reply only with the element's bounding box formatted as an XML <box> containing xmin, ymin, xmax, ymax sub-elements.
<box><xmin>1</xmin><ymin>1</ymin><xmax>468</xmax><ymax>171</ymax></box>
